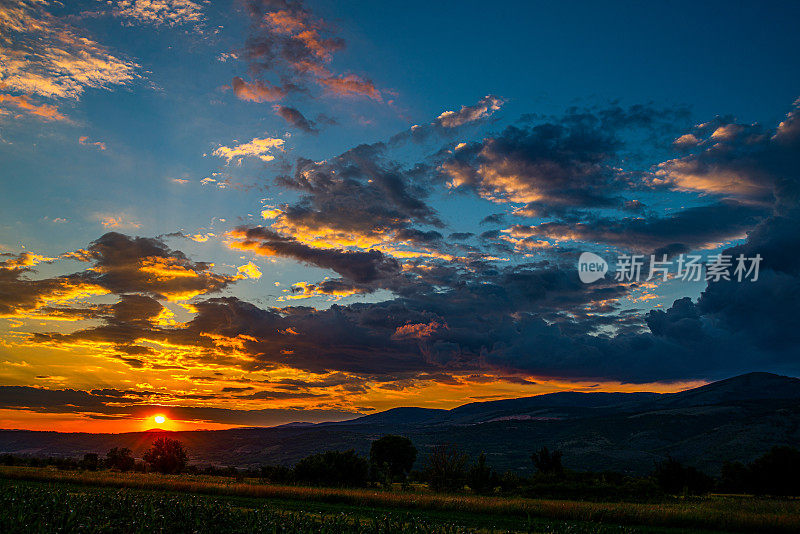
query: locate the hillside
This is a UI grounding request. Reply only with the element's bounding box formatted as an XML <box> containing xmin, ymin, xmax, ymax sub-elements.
<box><xmin>1</xmin><ymin>372</ymin><xmax>799</xmax><ymax>476</ymax></box>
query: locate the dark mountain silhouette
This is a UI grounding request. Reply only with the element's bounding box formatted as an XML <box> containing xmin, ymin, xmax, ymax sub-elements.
<box><xmin>2</xmin><ymin>372</ymin><xmax>799</xmax><ymax>475</ymax></box>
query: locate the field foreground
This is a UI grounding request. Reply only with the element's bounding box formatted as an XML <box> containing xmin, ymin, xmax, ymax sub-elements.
<box><xmin>1</xmin><ymin>467</ymin><xmax>799</xmax><ymax>533</ymax></box>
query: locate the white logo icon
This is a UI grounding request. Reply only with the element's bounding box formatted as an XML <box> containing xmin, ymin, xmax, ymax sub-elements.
<box><xmin>578</xmin><ymin>252</ymin><xmax>608</xmax><ymax>283</ymax></box>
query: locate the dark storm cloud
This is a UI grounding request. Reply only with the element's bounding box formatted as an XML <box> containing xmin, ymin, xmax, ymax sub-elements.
<box><xmin>20</xmin><ymin>102</ymin><xmax>800</xmax><ymax>388</ymax></box>
<box><xmin>507</xmin><ymin>200</ymin><xmax>767</xmax><ymax>254</ymax></box>
<box><xmin>439</xmin><ymin>105</ymin><xmax>686</xmax><ymax>214</ymax></box>
<box><xmin>77</xmin><ymin>232</ymin><xmax>238</xmax><ymax>300</ymax></box>
<box><xmin>480</xmin><ymin>213</ymin><xmax>506</xmax><ymax>226</ymax></box>
<box><xmin>229</xmin><ymin>226</ymin><xmax>401</xmax><ymax>284</ymax></box>
<box><xmin>0</xmin><ymin>252</ymin><xmax>103</xmax><ymax>318</ymax></box>
<box><xmin>656</xmin><ymin>101</ymin><xmax>800</xmax><ymax>209</ymax></box>
<box><xmin>267</xmin><ymin>143</ymin><xmax>444</xmax><ymax>251</ymax></box>
<box><xmin>273</xmin><ymin>105</ymin><xmax>317</xmax><ymax>132</ymax></box>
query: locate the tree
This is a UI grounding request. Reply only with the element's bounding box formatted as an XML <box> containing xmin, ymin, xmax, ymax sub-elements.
<box><xmin>747</xmin><ymin>446</ymin><xmax>800</xmax><ymax>496</ymax></box>
<box><xmin>652</xmin><ymin>456</ymin><xmax>713</xmax><ymax>495</ymax></box>
<box><xmin>293</xmin><ymin>450</ymin><xmax>369</xmax><ymax>487</ymax></box>
<box><xmin>143</xmin><ymin>437</ymin><xmax>187</xmax><ymax>474</ymax></box>
<box><xmin>106</xmin><ymin>447</ymin><xmax>135</xmax><ymax>472</ymax></box>
<box><xmin>467</xmin><ymin>453</ymin><xmax>498</xmax><ymax>495</ymax></box>
<box><xmin>426</xmin><ymin>443</ymin><xmax>468</xmax><ymax>492</ymax></box>
<box><xmin>531</xmin><ymin>446</ymin><xmax>563</xmax><ymax>477</ymax></box>
<box><xmin>370</xmin><ymin>435</ymin><xmax>417</xmax><ymax>483</ymax></box>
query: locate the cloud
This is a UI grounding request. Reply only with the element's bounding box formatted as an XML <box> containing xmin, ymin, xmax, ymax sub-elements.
<box><xmin>0</xmin><ymin>252</ymin><xmax>109</xmax><ymax>319</ymax></box>
<box><xmin>213</xmin><ymin>136</ymin><xmax>285</xmax><ymax>163</ymax></box>
<box><xmin>228</xmin><ymin>226</ymin><xmax>401</xmax><ymax>285</ymax></box>
<box><xmin>74</xmin><ymin>232</ymin><xmax>240</xmax><ymax>301</ymax></box>
<box><xmin>237</xmin><ymin>261</ymin><xmax>262</xmax><ymax>279</ymax></box>
<box><xmin>79</xmin><ymin>136</ymin><xmax>106</xmax><ymax>150</ymax></box>
<box><xmin>267</xmin><ymin>144</ymin><xmax>443</xmax><ymax>257</ymax></box>
<box><xmin>280</xmin><ymin>279</ymin><xmax>369</xmax><ymax>300</ymax></box>
<box><xmin>439</xmin><ymin>104</ymin><xmax>683</xmax><ymax>212</ymax></box>
<box><xmin>231</xmin><ymin>0</ymin><xmax>381</xmax><ymax>102</ymax></box>
<box><xmin>99</xmin><ymin>215</ymin><xmax>140</xmax><ymax>229</ymax></box>
<box><xmin>0</xmin><ymin>93</ymin><xmax>67</xmax><ymax>121</ymax></box>
<box><xmin>230</xmin><ymin>76</ymin><xmax>288</xmax><ymax>103</ymax></box>
<box><xmin>0</xmin><ymin>385</ymin><xmax>356</xmax><ymax>425</ymax></box>
<box><xmin>655</xmin><ymin>100</ymin><xmax>800</xmax><ymax>210</ymax></box>
<box><xmin>435</xmin><ymin>95</ymin><xmax>504</xmax><ymax>128</ymax></box>
<box><xmin>13</xmin><ymin>99</ymin><xmax>800</xmax><ymax>397</ymax></box>
<box><xmin>0</xmin><ymin>0</ymin><xmax>139</xmax><ymax>101</ymax></box>
<box><xmin>273</xmin><ymin>105</ymin><xmax>317</xmax><ymax>132</ymax></box>
<box><xmin>112</xmin><ymin>0</ymin><xmax>205</xmax><ymax>28</ymax></box>
<box><xmin>318</xmin><ymin>74</ymin><xmax>381</xmax><ymax>101</ymax></box>
<box><xmin>506</xmin><ymin>201</ymin><xmax>766</xmax><ymax>254</ymax></box>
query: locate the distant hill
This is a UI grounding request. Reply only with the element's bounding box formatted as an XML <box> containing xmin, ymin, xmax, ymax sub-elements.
<box><xmin>1</xmin><ymin>372</ymin><xmax>799</xmax><ymax>476</ymax></box>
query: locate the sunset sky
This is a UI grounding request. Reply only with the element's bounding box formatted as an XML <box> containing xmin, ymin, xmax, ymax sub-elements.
<box><xmin>1</xmin><ymin>0</ymin><xmax>800</xmax><ymax>432</ymax></box>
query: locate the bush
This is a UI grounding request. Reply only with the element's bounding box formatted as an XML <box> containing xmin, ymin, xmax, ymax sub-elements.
<box><xmin>293</xmin><ymin>450</ymin><xmax>369</xmax><ymax>487</ymax></box>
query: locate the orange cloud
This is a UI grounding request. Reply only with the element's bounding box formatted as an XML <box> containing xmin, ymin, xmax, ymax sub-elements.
<box><xmin>79</xmin><ymin>136</ymin><xmax>106</xmax><ymax>150</ymax></box>
<box><xmin>0</xmin><ymin>93</ymin><xmax>66</xmax><ymax>121</ymax></box>
<box><xmin>319</xmin><ymin>74</ymin><xmax>381</xmax><ymax>101</ymax></box>
<box><xmin>99</xmin><ymin>215</ymin><xmax>141</xmax><ymax>229</ymax></box>
<box><xmin>0</xmin><ymin>2</ymin><xmax>138</xmax><ymax>100</ymax></box>
<box><xmin>392</xmin><ymin>321</ymin><xmax>447</xmax><ymax>340</ymax></box>
<box><xmin>231</xmin><ymin>77</ymin><xmax>287</xmax><ymax>103</ymax></box>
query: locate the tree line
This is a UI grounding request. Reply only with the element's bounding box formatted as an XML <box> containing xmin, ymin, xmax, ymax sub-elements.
<box><xmin>3</xmin><ymin>436</ymin><xmax>800</xmax><ymax>498</ymax></box>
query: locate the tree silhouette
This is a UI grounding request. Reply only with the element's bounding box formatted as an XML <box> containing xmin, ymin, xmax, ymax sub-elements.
<box><xmin>81</xmin><ymin>453</ymin><xmax>99</xmax><ymax>471</ymax></box>
<box><xmin>143</xmin><ymin>437</ymin><xmax>187</xmax><ymax>474</ymax></box>
<box><xmin>531</xmin><ymin>446</ymin><xmax>563</xmax><ymax>477</ymax></box>
<box><xmin>426</xmin><ymin>443</ymin><xmax>468</xmax><ymax>492</ymax></box>
<box><xmin>370</xmin><ymin>435</ymin><xmax>417</xmax><ymax>482</ymax></box>
<box><xmin>293</xmin><ymin>450</ymin><xmax>369</xmax><ymax>487</ymax></box>
<box><xmin>467</xmin><ymin>453</ymin><xmax>497</xmax><ymax>495</ymax></box>
<box><xmin>748</xmin><ymin>446</ymin><xmax>800</xmax><ymax>495</ymax></box>
<box><xmin>652</xmin><ymin>456</ymin><xmax>712</xmax><ymax>495</ymax></box>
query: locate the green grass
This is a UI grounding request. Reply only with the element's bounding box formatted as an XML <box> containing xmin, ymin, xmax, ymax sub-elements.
<box><xmin>1</xmin><ymin>467</ymin><xmax>798</xmax><ymax>533</ymax></box>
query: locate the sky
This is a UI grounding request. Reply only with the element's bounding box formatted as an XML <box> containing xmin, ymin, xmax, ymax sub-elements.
<box><xmin>1</xmin><ymin>0</ymin><xmax>799</xmax><ymax>432</ymax></box>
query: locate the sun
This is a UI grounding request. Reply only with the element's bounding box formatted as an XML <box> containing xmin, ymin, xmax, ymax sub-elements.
<box><xmin>153</xmin><ymin>415</ymin><xmax>166</xmax><ymax>425</ymax></box>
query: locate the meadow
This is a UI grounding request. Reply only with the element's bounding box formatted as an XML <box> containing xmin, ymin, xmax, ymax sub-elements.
<box><xmin>1</xmin><ymin>466</ymin><xmax>799</xmax><ymax>533</ymax></box>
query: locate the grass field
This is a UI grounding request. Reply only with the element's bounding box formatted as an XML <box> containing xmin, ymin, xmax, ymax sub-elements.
<box><xmin>1</xmin><ymin>466</ymin><xmax>798</xmax><ymax>533</ymax></box>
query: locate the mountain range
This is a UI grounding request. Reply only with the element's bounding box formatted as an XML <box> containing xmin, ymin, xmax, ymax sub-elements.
<box><xmin>2</xmin><ymin>372</ymin><xmax>799</xmax><ymax>475</ymax></box>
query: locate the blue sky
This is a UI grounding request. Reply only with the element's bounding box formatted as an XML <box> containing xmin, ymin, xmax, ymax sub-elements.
<box><xmin>1</xmin><ymin>0</ymin><xmax>799</xmax><ymax>431</ymax></box>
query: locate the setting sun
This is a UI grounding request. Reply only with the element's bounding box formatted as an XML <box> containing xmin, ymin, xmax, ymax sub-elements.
<box><xmin>154</xmin><ymin>415</ymin><xmax>166</xmax><ymax>425</ymax></box>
